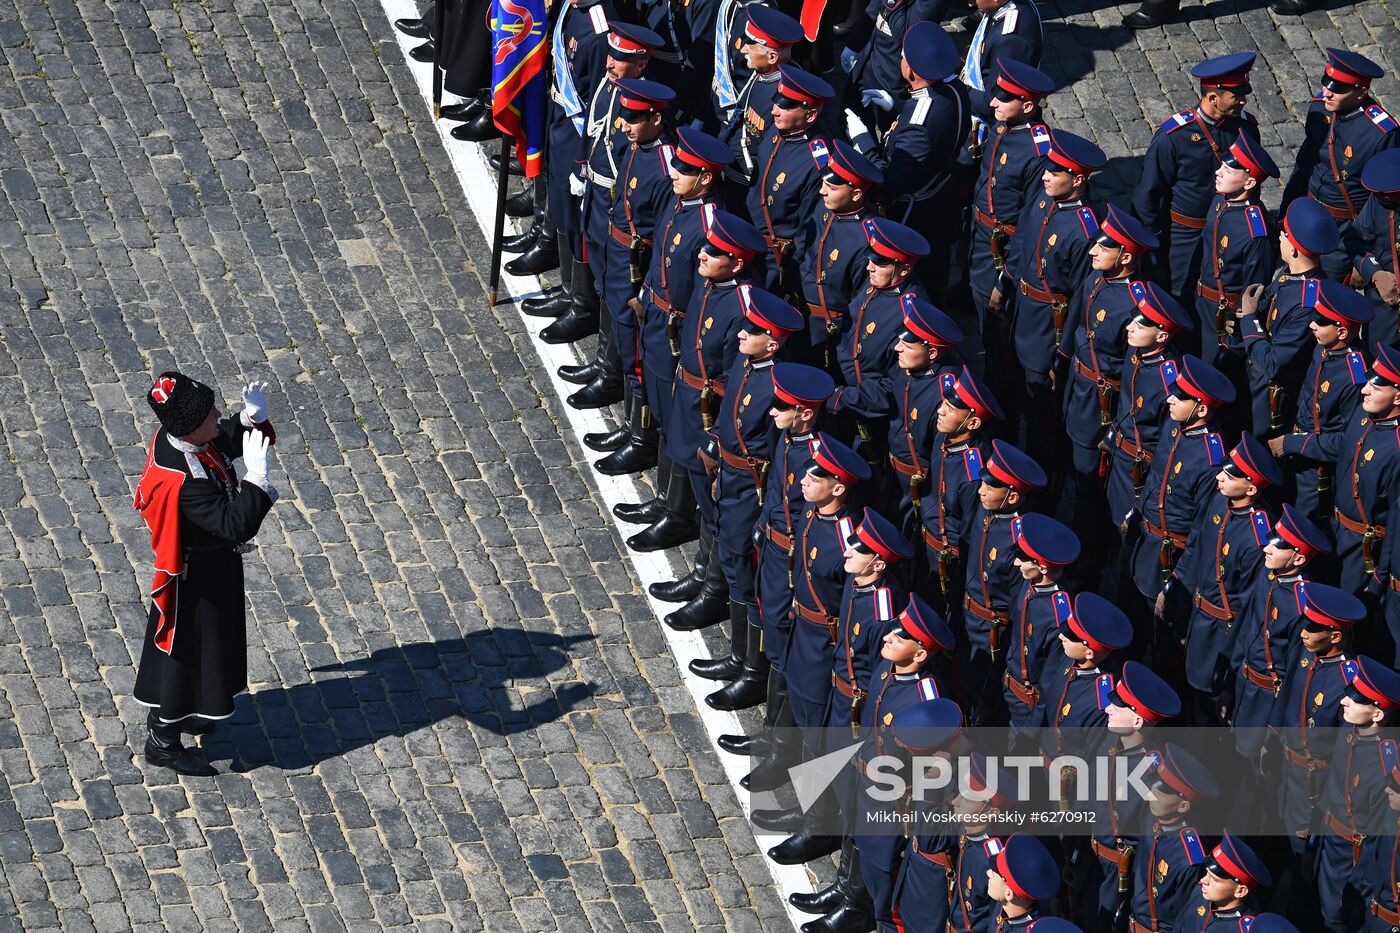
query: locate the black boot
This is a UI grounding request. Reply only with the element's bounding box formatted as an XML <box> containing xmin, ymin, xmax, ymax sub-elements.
<box><xmin>614</xmin><ymin>496</ymin><xmax>665</xmax><ymax>524</ymax></box>
<box><xmin>451</xmin><ymin>109</ymin><xmax>501</xmax><ymax>141</ymax></box>
<box><xmin>706</xmin><ymin>614</ymin><xmax>769</xmax><ymax>711</ymax></box>
<box><xmin>627</xmin><ymin>455</ymin><xmax>698</xmax><ymax>551</ymax></box>
<box><xmin>596</xmin><ymin>393</ymin><xmax>658</xmax><ymax>475</ymax></box>
<box><xmin>559</xmin><ymin>360</ymin><xmax>604</xmax><ymax>384</ymax></box>
<box><xmin>524</xmin><ymin>290</ymin><xmax>571</xmax><ymax>319</ymax></box>
<box><xmin>801</xmin><ymin>837</ymin><xmax>872</xmax><ymax>933</ymax></box>
<box><xmin>649</xmin><ymin>565</ymin><xmax>702</xmax><ymax>601</ymax></box>
<box><xmin>751</xmin><ymin>804</ymin><xmax>805</xmax><ymax>834</ymax></box>
<box><xmin>440</xmin><ymin>96</ymin><xmax>484</xmax><ymax>122</ymax></box>
<box><xmin>143</xmin><ymin>713</ymin><xmax>217</xmax><ymax>777</ymax></box>
<box><xmin>664</xmin><ymin>537</ymin><xmax>726</xmax><ymax>629</ymax></box>
<box><xmin>568</xmin><ymin>317</ymin><xmax>622</xmax><ymax>407</ymax></box>
<box><xmin>790</xmin><ymin>882</ymin><xmax>843</xmax><ymax>915</ymax></box>
<box><xmin>831</xmin><ymin>0</ymin><xmax>871</xmax><ymax>42</ymax></box>
<box><xmin>1121</xmin><ymin>0</ymin><xmax>1179</xmax><ymax>26</ymax></box>
<box><xmin>501</xmin><ymin>225</ymin><xmax>540</xmax><ymax>254</ymax></box>
<box><xmin>585</xmin><ymin>425</ymin><xmax>629</xmax><ymax>452</ymax></box>
<box><xmin>505</xmin><ymin>233</ymin><xmax>559</xmax><ymax>276</ymax></box>
<box><xmin>409</xmin><ymin>40</ymin><xmax>435</xmax><ymax>62</ymax></box>
<box><xmin>505</xmin><ymin>187</ymin><xmax>535</xmax><ymax>217</ymax></box>
<box><xmin>395</xmin><ymin>16</ymin><xmax>430</xmax><ymax>38</ymax></box>
<box><xmin>741</xmin><ymin>669</ymin><xmax>799</xmax><ymax>790</ymax></box>
<box><xmin>717</xmin><ymin>732</ymin><xmax>770</xmax><ymax>757</ymax></box>
<box><xmin>768</xmin><ymin>833</ymin><xmax>841</xmax><ymax>865</ymax></box>
<box><xmin>489</xmin><ymin>152</ymin><xmax>526</xmax><ymax>176</ymax></box>
<box><xmin>690</xmin><ymin>599</ymin><xmax>747</xmax><ymax>680</ymax></box>
<box><xmin>541</xmin><ymin>257</ymin><xmax>599</xmax><ymax>344</ymax></box>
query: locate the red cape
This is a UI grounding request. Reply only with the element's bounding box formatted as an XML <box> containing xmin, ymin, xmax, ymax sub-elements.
<box><xmin>134</xmin><ymin>434</ymin><xmax>185</xmax><ymax>654</ymax></box>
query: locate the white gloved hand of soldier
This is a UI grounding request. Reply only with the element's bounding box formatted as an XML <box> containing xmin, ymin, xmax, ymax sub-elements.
<box><xmin>840</xmin><ymin>46</ymin><xmax>858</xmax><ymax>75</ymax></box>
<box><xmin>844</xmin><ymin>109</ymin><xmax>871</xmax><ymax>148</ymax></box>
<box><xmin>568</xmin><ymin>172</ymin><xmax>586</xmax><ymax>197</ymax></box>
<box><xmin>860</xmin><ymin>89</ymin><xmax>895</xmax><ymax>112</ymax></box>
<box><xmin>240</xmin><ymin>429</ymin><xmax>276</xmax><ymax>500</ymax></box>
<box><xmin>240</xmin><ymin>380</ymin><xmax>270</xmax><ymax>425</ymax></box>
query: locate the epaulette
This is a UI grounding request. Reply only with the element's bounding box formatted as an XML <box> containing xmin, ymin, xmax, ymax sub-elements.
<box><xmin>1205</xmin><ymin>431</ymin><xmax>1224</xmax><ymax>466</ymax></box>
<box><xmin>1381</xmin><ymin>738</ymin><xmax>1399</xmax><ymax>780</ymax></box>
<box><xmin>1159</xmin><ymin>110</ymin><xmax>1195</xmax><ymax>134</ymax></box>
<box><xmin>1160</xmin><ymin>358</ymin><xmax>1178</xmax><ymax>390</ymax></box>
<box><xmin>1312</xmin><ymin>88</ymin><xmax>1326</xmax><ymax>103</ymax></box>
<box><xmin>1348</xmin><ymin>350</ymin><xmax>1367</xmax><ymax>385</ymax></box>
<box><xmin>1292</xmin><ymin>580</ymin><xmax>1308</xmax><ymax>615</ymax></box>
<box><xmin>1052</xmin><ymin>590</ymin><xmax>1072</xmax><ymax>625</ymax></box>
<box><xmin>875</xmin><ymin>586</ymin><xmax>895</xmax><ymax>621</ymax></box>
<box><xmin>1368</xmin><ymin>104</ymin><xmax>1398</xmax><ymax>133</ymax></box>
<box><xmin>999</xmin><ymin>5</ymin><xmax>1018</xmax><ymax>32</ymax></box>
<box><xmin>810</xmin><ymin>139</ymin><xmax>830</xmax><ymax>171</ymax></box>
<box><xmin>588</xmin><ymin>4</ymin><xmax>608</xmax><ymax>33</ymax></box>
<box><xmin>940</xmin><ymin>372</ymin><xmax>957</xmax><ymax>393</ymax></box>
<box><xmin>1241</xmin><ymin>110</ymin><xmax>1258</xmax><ymax>124</ymax></box>
<box><xmin>1030</xmin><ymin>123</ymin><xmax>1051</xmax><ymax>157</ymax></box>
<box><xmin>917</xmin><ymin>677</ymin><xmax>940</xmax><ymax>701</ymax></box>
<box><xmin>1245</xmin><ymin>204</ymin><xmax>1268</xmax><ymax>238</ymax></box>
<box><xmin>983</xmin><ymin>837</ymin><xmax>1004</xmax><ymax>857</ymax></box>
<box><xmin>1181</xmin><ymin>829</ymin><xmax>1206</xmax><ymax>865</ymax></box>
<box><xmin>701</xmin><ymin>202</ymin><xmax>717</xmax><ymax>230</ymax></box>
<box><xmin>1251</xmin><ymin>509</ymin><xmax>1271</xmax><ymax>547</ymax></box>
<box><xmin>962</xmin><ymin>447</ymin><xmax>983</xmax><ymax>481</ymax></box>
<box><xmin>1344</xmin><ymin>657</ymin><xmax>1360</xmax><ymax>684</ymax></box>
<box><xmin>1303</xmin><ymin>277</ymin><xmax>1321</xmax><ymax>309</ymax></box>
<box><xmin>1077</xmin><ymin>206</ymin><xmax>1098</xmax><ymax>239</ymax></box>
<box><xmin>1096</xmin><ymin>674</ymin><xmax>1114</xmax><ymax>711</ymax></box>
<box><xmin>837</xmin><ymin>516</ymin><xmax>855</xmax><ymax>543</ymax></box>
<box><xmin>659</xmin><ymin>144</ymin><xmax>675</xmax><ymax>176</ymax></box>
<box><xmin>910</xmin><ymin>97</ymin><xmax>931</xmax><ymax>126</ymax></box>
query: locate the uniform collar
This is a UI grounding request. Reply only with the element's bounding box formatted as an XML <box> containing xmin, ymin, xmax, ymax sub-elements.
<box><xmin>757</xmin><ymin>70</ymin><xmax>781</xmax><ymax>84</ymax></box>
<box><xmin>911</xmin><ymin>86</ymin><xmax>930</xmax><ymax>100</ymax></box>
<box><xmin>893</xmin><ymin>670</ymin><xmax>925</xmax><ymax>682</ymax></box>
<box><xmin>1073</xmin><ymin>665</ymin><xmax>1103</xmax><ymax>677</ymax></box>
<box><xmin>991</xmin><ymin>2</ymin><xmax>1017</xmax><ymax>21</ymax></box>
<box><xmin>748</xmin><ymin>356</ymin><xmax>776</xmax><ymax>370</ymax></box>
<box><xmin>1315</xmin><ymin>651</ymin><xmax>1348</xmax><ymax>666</ymax></box>
<box><xmin>781</xmin><ymin>128</ymin><xmax>811</xmax><ymax>141</ymax></box>
<box><xmin>168</xmin><ymin>434</ymin><xmax>209</xmax><ymax>454</ymax></box>
<box><xmin>637</xmin><ymin>136</ymin><xmax>665</xmax><ymax>152</ymax></box>
<box><xmin>790</xmin><ymin>431</ymin><xmax>815</xmax><ymax>443</ymax></box>
<box><xmin>1136</xmin><ymin>347</ymin><xmax>1167</xmax><ymax>363</ymax></box>
<box><xmin>853</xmin><ymin>580</ymin><xmax>883</xmax><ymax>593</ymax></box>
<box><xmin>711</xmin><ymin>277</ymin><xmax>739</xmax><ymax>289</ymax></box>
<box><xmin>681</xmin><ymin>195</ymin><xmax>707</xmax><ymax>207</ymax></box>
<box><xmin>1054</xmin><ymin>198</ymin><xmax>1084</xmax><ymax>209</ymax></box>
<box><xmin>1183</xmin><ymin>424</ymin><xmax>1210</xmax><ymax>437</ymax></box>
<box><xmin>1194</xmin><ymin>108</ymin><xmax>1216</xmax><ymax>126</ymax></box>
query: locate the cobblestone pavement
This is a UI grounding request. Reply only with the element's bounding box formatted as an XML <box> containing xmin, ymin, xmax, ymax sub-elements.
<box><xmin>0</xmin><ymin>0</ymin><xmax>1397</xmax><ymax>930</ymax></box>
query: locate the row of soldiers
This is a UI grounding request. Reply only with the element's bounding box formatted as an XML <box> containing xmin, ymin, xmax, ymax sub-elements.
<box><xmin>393</xmin><ymin>2</ymin><xmax>1400</xmax><ymax>930</ymax></box>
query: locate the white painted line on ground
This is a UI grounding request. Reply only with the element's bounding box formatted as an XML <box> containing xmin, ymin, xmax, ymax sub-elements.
<box><xmin>374</xmin><ymin>4</ymin><xmax>821</xmax><ymax>927</ymax></box>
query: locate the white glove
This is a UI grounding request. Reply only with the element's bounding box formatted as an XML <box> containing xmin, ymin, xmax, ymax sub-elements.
<box><xmin>861</xmin><ymin>89</ymin><xmax>895</xmax><ymax>112</ymax></box>
<box><xmin>241</xmin><ymin>429</ymin><xmax>272</xmax><ymax>488</ymax></box>
<box><xmin>568</xmin><ymin>172</ymin><xmax>586</xmax><ymax>197</ymax></box>
<box><xmin>840</xmin><ymin>46</ymin><xmax>858</xmax><ymax>75</ymax></box>
<box><xmin>240</xmin><ymin>380</ymin><xmax>270</xmax><ymax>424</ymax></box>
<box><xmin>845</xmin><ymin>109</ymin><xmax>870</xmax><ymax>146</ymax></box>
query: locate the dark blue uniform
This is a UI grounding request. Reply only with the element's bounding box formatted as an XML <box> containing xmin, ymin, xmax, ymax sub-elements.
<box><xmin>1131</xmin><ymin>107</ymin><xmax>1260</xmax><ymax>297</ymax></box>
<box><xmin>1316</xmin><ymin>731</ymin><xmax>1391</xmax><ymax>931</ymax></box>
<box><xmin>949</xmin><ymin>833</ymin><xmax>1002</xmax><ymax>933</ymax></box>
<box><xmin>1129</xmin><ymin>423</ymin><xmax>1225</xmax><ymax>601</ymax></box>
<box><xmin>849</xmin><ymin>0</ymin><xmax>942</xmax><ymax>96</ymax></box>
<box><xmin>1381</xmin><ymin>468</ymin><xmax>1400</xmax><ymax>667</ymax></box>
<box><xmin>605</xmin><ymin>136</ymin><xmax>679</xmax><ymax>398</ymax></box>
<box><xmin>639</xmin><ymin>195</ymin><xmax>720</xmax><ymax>431</ymax></box>
<box><xmin>747</xmin><ymin>126</ymin><xmax>825</xmax><ymax>294</ymax></box>
<box><xmin>756</xmin><ymin>430</ymin><xmax>816</xmax><ymax>666</ymax></box>
<box><xmin>1037</xmin><ymin>658</ymin><xmax>1115</xmax><ymax>761</ymax></box>
<box><xmin>1281</xmin><ymin>343</ymin><xmax>1366</xmax><ymax>521</ymax></box>
<box><xmin>1239</xmin><ymin>273</ymin><xmax>1323</xmax><ymax>439</ymax></box>
<box><xmin>1357</xmin><ymin>820</ymin><xmax>1400</xmax><ymax>931</ymax></box>
<box><xmin>893</xmin><ymin>810</ymin><xmax>957</xmax><ymax>933</ymax></box>
<box><xmin>886</xmin><ymin>368</ymin><xmax>959</xmax><ymax>538</ymax></box>
<box><xmin>1173</xmin><ymin>901</ymin><xmax>1255</xmax><ymax>933</ymax></box>
<box><xmin>831</xmin><ymin>281</ymin><xmax>929</xmax><ymax>464</ymax></box>
<box><xmin>1282</xmin><ymin>95</ymin><xmax>1400</xmax><ymax>282</ymax></box>
<box><xmin>1082</xmin><ymin>738</ymin><xmax>1157</xmax><ymax>923</ymax></box>
<box><xmin>1332</xmin><ymin>410</ymin><xmax>1400</xmax><ymax>596</ymax></box>
<box><xmin>1002</xmin><ymin>580</ymin><xmax>1071</xmax><ymax>731</ymax></box>
<box><xmin>1176</xmin><ymin>499</ymin><xmax>1271</xmax><ymax>697</ymax></box>
<box><xmin>963</xmin><ymin>0</ymin><xmax>1044</xmax><ymax>96</ymax></box>
<box><xmin>710</xmin><ymin>354</ymin><xmax>780</xmax><ymax>605</ymax></box>
<box><xmin>1231</xmin><ymin>572</ymin><xmax>1308</xmax><ymax>756</ymax></box>
<box><xmin>1060</xmin><ymin>274</ymin><xmax>1138</xmax><ymax>479</ymax></box>
<box><xmin>720</xmin><ymin>69</ymin><xmax>781</xmax><ymax>186</ymax></box>
<box><xmin>824</xmin><ymin>577</ymin><xmax>905</xmax><ymax>728</ymax></box>
<box><xmin>960</xmin><ymin>505</ymin><xmax>1023</xmax><ymax>664</ymax></box>
<box><xmin>785</xmin><ymin>506</ymin><xmax>856</xmax><ymax>729</ymax></box>
<box><xmin>918</xmin><ymin>436</ymin><xmax>986</xmax><ymax>608</ymax></box>
<box><xmin>796</xmin><ymin>205</ymin><xmax>872</xmax><ymax>371</ymax></box>
<box><xmin>1355</xmin><ymin>194</ymin><xmax>1400</xmax><ymax>353</ymax></box>
<box><xmin>580</xmin><ymin>79</ymin><xmax>626</xmax><ymax>263</ymax></box>
<box><xmin>546</xmin><ymin>0</ymin><xmax>616</xmax><ymax>246</ymax></box>
<box><xmin>1195</xmin><ymin>195</ymin><xmax>1275</xmax><ymax>364</ymax></box>
<box><xmin>970</xmin><ymin>119</ymin><xmax>1052</xmax><ymax>318</ymax></box>
<box><xmin>1009</xmin><ymin>196</ymin><xmax>1097</xmax><ymax>385</ymax></box>
<box><xmin>1270</xmin><ymin>650</ymin><xmax>1352</xmax><ymax>840</ymax></box>
<box><xmin>1128</xmin><ymin>824</ymin><xmax>1209</xmax><ymax>933</ymax></box>
<box><xmin>1107</xmin><ymin>348</ymin><xmax>1180</xmax><ymax>526</ymax></box>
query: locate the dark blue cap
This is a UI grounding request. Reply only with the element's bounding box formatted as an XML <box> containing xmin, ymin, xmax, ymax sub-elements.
<box><xmin>891</xmin><ymin>697</ymin><xmax>962</xmax><ymax>752</ymax></box>
<box><xmin>1011</xmin><ymin>513</ymin><xmax>1080</xmax><ymax>567</ymax></box>
<box><xmin>902</xmin><ymin>21</ymin><xmax>960</xmax><ymax>81</ymax></box>
<box><xmin>1247</xmin><ymin>915</ymin><xmax>1299</xmax><ymax>933</ymax></box>
<box><xmin>966</xmin><ymin>751</ymin><xmax>1017</xmax><ymax>809</ymax></box>
<box><xmin>852</xmin><ymin>506</ymin><xmax>913</xmax><ymax>563</ymax></box>
<box><xmin>1111</xmin><ymin>661</ymin><xmax>1181</xmax><ymax>722</ymax></box>
<box><xmin>1024</xmin><ymin>921</ymin><xmax>1085</xmax><ymax>933</ymax></box>
<box><xmin>1373</xmin><ymin>342</ymin><xmax>1400</xmax><ymax>385</ymax></box>
<box><xmin>1283</xmin><ymin>197</ymin><xmax>1341</xmax><ymax>256</ymax></box>
<box><xmin>744</xmin><ymin>5</ymin><xmax>803</xmax><ymax>49</ymax></box>
<box><xmin>1065</xmin><ymin>591</ymin><xmax>1133</xmax><ymax>654</ymax></box>
<box><xmin>946</xmin><ymin>366</ymin><xmax>1003</xmax><ymax>421</ymax></box>
<box><xmin>1349</xmin><ymin>655</ymin><xmax>1400</xmax><ymax>711</ymax></box>
<box><xmin>1190</xmin><ymin>51</ymin><xmax>1256</xmax><ymax>90</ymax></box>
<box><xmin>1299</xmin><ymin>581</ymin><xmax>1365</xmax><ymax>631</ymax></box>
<box><xmin>896</xmin><ymin>594</ymin><xmax>956</xmax><ymax>653</ymax></box>
<box><xmin>1314</xmin><ymin>277</ymin><xmax>1375</xmax><ymax>326</ymax></box>
<box><xmin>1129</xmin><ymin>280</ymin><xmax>1192</xmax><ymax>333</ymax></box>
<box><xmin>704</xmin><ymin>209</ymin><xmax>767</xmax><ymax>259</ymax></box>
<box><xmin>994</xmin><ymin>834</ymin><xmax>1058</xmax><ymax>901</ymax></box>
<box><xmin>864</xmin><ymin>217</ymin><xmax>930</xmax><ymax>262</ymax></box>
<box><xmin>1209</xmin><ymin>834</ymin><xmax>1270</xmax><ymax>888</ymax></box>
<box><xmin>776</xmin><ymin>64</ymin><xmax>834</xmax><ymax>106</ymax></box>
<box><xmin>1097</xmin><ymin>203</ymin><xmax>1159</xmax><ymax>254</ymax></box>
<box><xmin>1274</xmin><ymin>502</ymin><xmax>1331</xmax><ymax>559</ymax></box>
<box><xmin>673</xmin><ymin>127</ymin><xmax>734</xmax><ymax>172</ymax></box>
<box><xmin>810</xmin><ymin>432</ymin><xmax>871</xmax><ymax>485</ymax></box>
<box><xmin>1045</xmin><ymin>130</ymin><xmax>1107</xmax><ymax>175</ymax></box>
<box><xmin>993</xmin><ymin>58</ymin><xmax>1055</xmax><ymax>101</ymax></box>
<box><xmin>1323</xmin><ymin>47</ymin><xmax>1384</xmax><ymax>90</ymax></box>
<box><xmin>1224</xmin><ymin>133</ymin><xmax>1278</xmax><ymax>180</ymax></box>
<box><xmin>607</xmin><ymin>21</ymin><xmax>665</xmax><ymax>57</ymax></box>
<box><xmin>1363</xmin><ymin>149</ymin><xmax>1400</xmax><ymax>195</ymax></box>
<box><xmin>901</xmin><ymin>294</ymin><xmax>963</xmax><ymax>348</ymax></box>
<box><xmin>739</xmin><ymin>285</ymin><xmax>803</xmax><ymax>336</ymax></box>
<box><xmin>1151</xmin><ymin>742</ymin><xmax>1220</xmax><ymax>801</ymax></box>
<box><xmin>613</xmin><ymin>77</ymin><xmax>676</xmax><ymax>111</ymax></box>
<box><xmin>825</xmin><ymin>138</ymin><xmax>883</xmax><ymax>188</ymax></box>
<box><xmin>982</xmin><ymin>439</ymin><xmax>1046</xmax><ymax>491</ymax></box>
<box><xmin>1227</xmin><ymin>431</ymin><xmax>1282</xmax><ymax>489</ymax></box>
<box><xmin>1172</xmin><ymin>354</ymin><xmax>1236</xmax><ymax>407</ymax></box>
<box><xmin>772</xmin><ymin>362</ymin><xmax>834</xmax><ymax>408</ymax></box>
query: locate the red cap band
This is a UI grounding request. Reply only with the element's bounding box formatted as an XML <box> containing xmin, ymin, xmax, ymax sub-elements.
<box><xmin>856</xmin><ymin>522</ymin><xmax>901</xmax><ymax>563</ymax></box>
<box><xmin>1212</xmin><ymin>846</ymin><xmax>1263</xmax><ymax>888</ymax></box>
<box><xmin>994</xmin><ymin>850</ymin><xmax>1034</xmax><ymax>901</ymax></box>
<box><xmin>953</xmin><ymin>379</ymin><xmax>992</xmax><ymax>419</ymax></box>
<box><xmin>814</xmin><ymin>444</ymin><xmax>860</xmax><ymax>485</ymax></box>
<box><xmin>1114</xmin><ymin>679</ymin><xmax>1169</xmax><ymax>722</ymax></box>
<box><xmin>1275</xmin><ymin>520</ymin><xmax>1320</xmax><ymax>558</ymax></box>
<box><xmin>1325</xmin><ymin>62</ymin><xmax>1369</xmax><ymax>87</ymax></box>
<box><xmin>1228</xmin><ymin>446</ymin><xmax>1270</xmax><ymax>487</ymax></box>
<box><xmin>1354</xmin><ymin>671</ymin><xmax>1400</xmax><ymax>710</ymax></box>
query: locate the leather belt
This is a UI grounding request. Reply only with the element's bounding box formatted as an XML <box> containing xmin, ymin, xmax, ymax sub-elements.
<box><xmin>1143</xmin><ymin>518</ymin><xmax>1188</xmax><ymax>548</ymax></box>
<box><xmin>1241</xmin><ymin>663</ymin><xmax>1281</xmax><ymax>691</ymax></box>
<box><xmin>649</xmin><ymin>289</ymin><xmax>674</xmax><ymax>314</ymax></box>
<box><xmin>923</xmin><ymin>529</ymin><xmax>958</xmax><ymax>556</ymax></box>
<box><xmin>719</xmin><ymin>446</ymin><xmax>768</xmax><ymax>473</ymax></box>
<box><xmin>1091</xmin><ymin>839</ymin><xmax>1122</xmax><ymax>864</ymax></box>
<box><xmin>1169</xmin><ymin>210</ymin><xmax>1205</xmax><ymax>230</ymax></box>
<box><xmin>1114</xmin><ymin>434</ymin><xmax>1150</xmax><ymax>461</ymax></box>
<box><xmin>833</xmin><ymin>673</ymin><xmax>864</xmax><ymax>699</ymax></box>
<box><xmin>1371</xmin><ymin>899</ymin><xmax>1400</xmax><ymax>926</ymax></box>
<box><xmin>610</xmin><ymin>223</ymin><xmax>652</xmax><ymax>250</ymax></box>
<box><xmin>964</xmin><ymin>596</ymin><xmax>1008</xmax><ymax>624</ymax></box>
<box><xmin>1192</xmin><ymin>594</ymin><xmax>1232</xmax><ymax>621</ymax></box>
<box><xmin>1324</xmin><ymin>810</ymin><xmax>1362</xmax><ymax>844</ymax></box>
<box><xmin>1335</xmin><ymin>509</ymin><xmax>1385</xmax><ymax>538</ymax></box>
<box><xmin>1004</xmin><ymin>672</ymin><xmax>1040</xmax><ymax>707</ymax></box>
<box><xmin>678</xmin><ymin>367</ymin><xmax>724</xmax><ymax>396</ymax></box>
<box><xmin>973</xmin><ymin>207</ymin><xmax>1016</xmax><ymax>236</ymax></box>
<box><xmin>765</xmin><ymin>526</ymin><xmax>793</xmax><ymax>550</ymax></box>
<box><xmin>1019</xmin><ymin>279</ymin><xmax>1065</xmax><ymax>306</ymax></box>
<box><xmin>1283</xmin><ymin>746</ymin><xmax>1329</xmax><ymax>771</ymax></box>
<box><xmin>1320</xmin><ymin>200</ymin><xmax>1357</xmax><ymax>221</ymax></box>
<box><xmin>807</xmin><ymin>301</ymin><xmax>840</xmax><ymax>322</ymax></box>
<box><xmin>1130</xmin><ymin>920</ymin><xmax>1159</xmax><ymax>933</ymax></box>
<box><xmin>1391</xmin><ymin>576</ymin><xmax>1400</xmax><ymax>593</ymax></box>
<box><xmin>889</xmin><ymin>454</ymin><xmax>926</xmax><ymax>478</ymax></box>
<box><xmin>795</xmin><ymin>601</ymin><xmax>839</xmax><ymax>635</ymax></box>
<box><xmin>1073</xmin><ymin>356</ymin><xmax>1121</xmax><ymax>389</ymax></box>
<box><xmin>910</xmin><ymin>836</ymin><xmax>954</xmax><ymax>871</ymax></box>
<box><xmin>765</xmin><ymin>234</ymin><xmax>794</xmax><ymax>251</ymax></box>
<box><xmin>1197</xmin><ymin>282</ymin><xmax>1240</xmax><ymax>309</ymax></box>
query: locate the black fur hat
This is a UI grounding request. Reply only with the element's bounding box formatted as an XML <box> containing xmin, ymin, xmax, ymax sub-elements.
<box><xmin>147</xmin><ymin>371</ymin><xmax>215</xmax><ymax>437</ymax></box>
